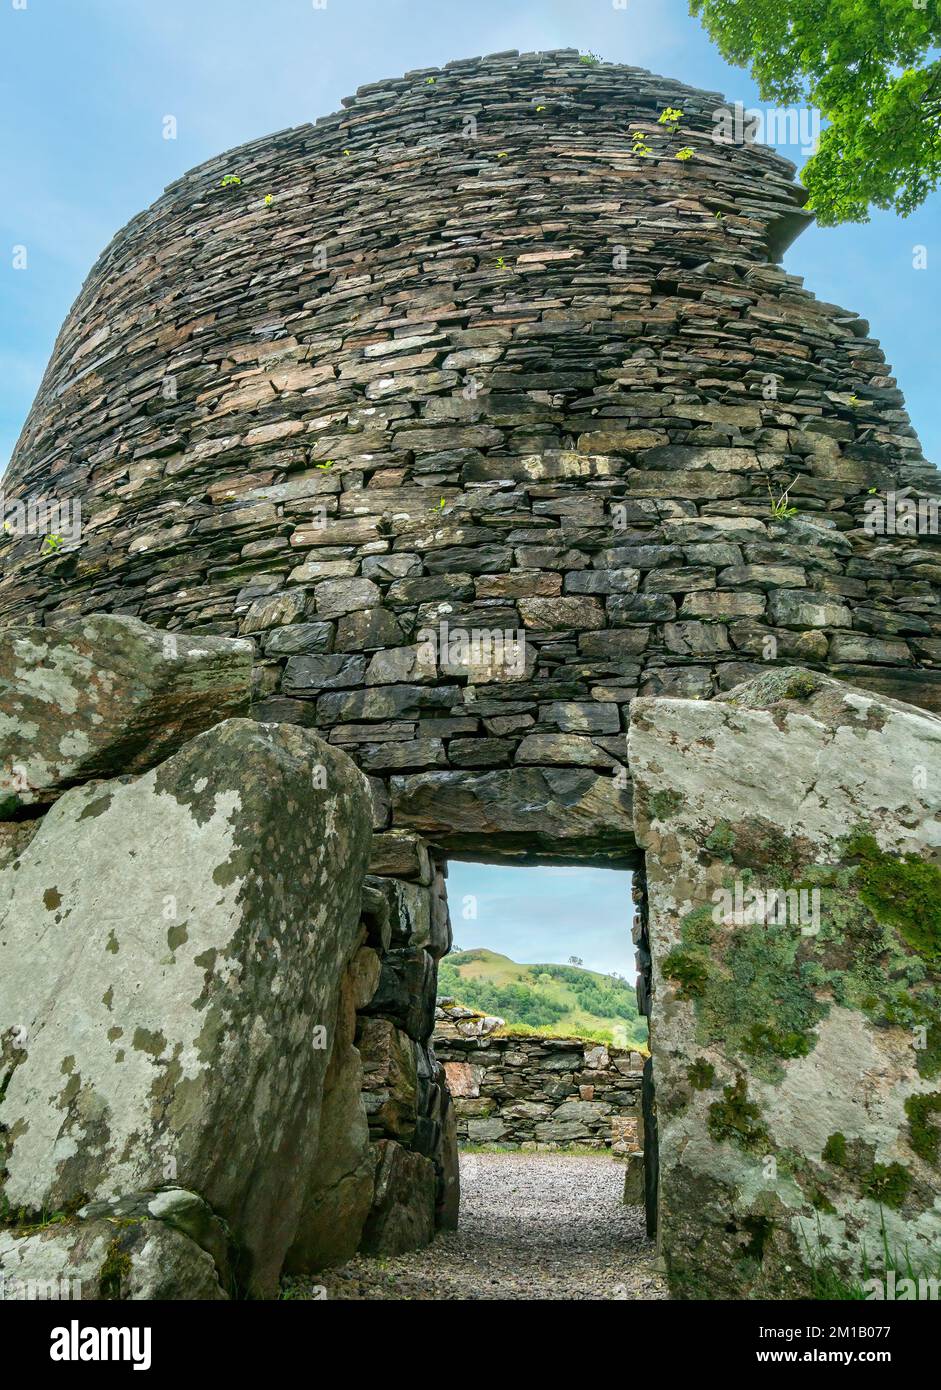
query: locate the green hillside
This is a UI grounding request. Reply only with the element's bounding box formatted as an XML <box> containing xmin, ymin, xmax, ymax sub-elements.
<box><xmin>437</xmin><ymin>948</ymin><xmax>648</xmax><ymax>1048</ymax></box>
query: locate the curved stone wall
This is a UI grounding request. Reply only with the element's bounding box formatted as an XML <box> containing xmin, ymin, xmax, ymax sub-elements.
<box><xmin>2</xmin><ymin>48</ymin><xmax>939</xmax><ymax>862</ymax></box>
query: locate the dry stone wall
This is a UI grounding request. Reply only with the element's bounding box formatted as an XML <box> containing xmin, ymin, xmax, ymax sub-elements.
<box><xmin>434</xmin><ymin>1002</ymin><xmax>643</xmax><ymax>1152</ymax></box>
<box><xmin>2</xmin><ymin>50</ymin><xmax>939</xmax><ymax>866</ymax></box>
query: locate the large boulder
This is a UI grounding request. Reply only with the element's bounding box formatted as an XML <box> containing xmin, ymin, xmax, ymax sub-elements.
<box><xmin>0</xmin><ymin>615</ymin><xmax>252</xmax><ymax>814</ymax></box>
<box><xmin>629</xmin><ymin>667</ymin><xmax>941</xmax><ymax>1298</ymax></box>
<box><xmin>0</xmin><ymin>718</ymin><xmax>372</xmax><ymax>1297</ymax></box>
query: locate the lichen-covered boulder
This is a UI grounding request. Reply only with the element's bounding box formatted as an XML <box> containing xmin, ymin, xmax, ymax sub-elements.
<box><xmin>628</xmin><ymin>668</ymin><xmax>941</xmax><ymax>1299</ymax></box>
<box><xmin>0</xmin><ymin>718</ymin><xmax>372</xmax><ymax>1297</ymax></box>
<box><xmin>0</xmin><ymin>615</ymin><xmax>252</xmax><ymax>814</ymax></box>
<box><xmin>0</xmin><ymin>1194</ymin><xmax>229</xmax><ymax>1301</ymax></box>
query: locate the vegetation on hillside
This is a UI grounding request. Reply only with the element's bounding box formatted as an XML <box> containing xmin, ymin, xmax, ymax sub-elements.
<box><xmin>437</xmin><ymin>948</ymin><xmax>648</xmax><ymax>1047</ymax></box>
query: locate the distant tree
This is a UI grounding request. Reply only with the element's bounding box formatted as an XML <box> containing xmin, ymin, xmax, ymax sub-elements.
<box><xmin>568</xmin><ymin>955</ymin><xmax>584</xmax><ymax>966</ymax></box>
<box><xmin>691</xmin><ymin>0</ymin><xmax>941</xmax><ymax>224</ymax></box>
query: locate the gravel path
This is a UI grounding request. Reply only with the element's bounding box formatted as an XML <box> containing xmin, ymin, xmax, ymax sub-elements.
<box><xmin>311</xmin><ymin>1151</ymin><xmax>669</xmax><ymax>1301</ymax></box>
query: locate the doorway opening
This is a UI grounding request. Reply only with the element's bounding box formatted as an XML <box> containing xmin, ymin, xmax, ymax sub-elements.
<box><xmin>427</xmin><ymin>859</ymin><xmax>662</xmax><ymax>1299</ymax></box>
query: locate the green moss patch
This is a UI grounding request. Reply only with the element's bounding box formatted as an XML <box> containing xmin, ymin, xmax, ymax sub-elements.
<box><xmin>707</xmin><ymin>1076</ymin><xmax>769</xmax><ymax>1152</ymax></box>
<box><xmin>845</xmin><ymin>833</ymin><xmax>941</xmax><ymax>966</ymax></box>
<box><xmin>904</xmin><ymin>1092</ymin><xmax>941</xmax><ymax>1165</ymax></box>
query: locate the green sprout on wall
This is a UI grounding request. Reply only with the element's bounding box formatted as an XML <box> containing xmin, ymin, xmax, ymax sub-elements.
<box><xmin>579</xmin><ymin>52</ymin><xmax>601</xmax><ymax>65</ymax></box>
<box><xmin>426</xmin><ymin>77</ymin><xmax>436</xmax><ymax>84</ymax></box>
<box><xmin>631</xmin><ymin>131</ymin><xmax>653</xmax><ymax>158</ymax></box>
<box><xmin>767</xmin><ymin>476</ymin><xmax>800</xmax><ymax>520</ymax></box>
<box><xmin>497</xmin><ymin>151</ymin><xmax>509</xmax><ymax>159</ymax></box>
<box><xmin>659</xmin><ymin>106</ymin><xmax>684</xmax><ymax>131</ymax></box>
<box><xmin>535</xmin><ymin>105</ymin><xmax>546</xmax><ymax>112</ymax></box>
<box><xmin>220</xmin><ymin>175</ymin><xmax>242</xmax><ymax>188</ymax></box>
<box><xmin>315</xmin><ymin>460</ymin><xmax>335</xmax><ymax>471</ymax></box>
<box><xmin>676</xmin><ymin>147</ymin><xmax>695</xmax><ymax>161</ymax></box>
<box><xmin>495</xmin><ymin>255</ymin><xmax>508</xmax><ymax>269</ymax></box>
<box><xmin>42</xmin><ymin>533</ymin><xmax>63</xmax><ymax>553</ymax></box>
<box><xmin>264</xmin><ymin>194</ymin><xmax>273</xmax><ymax>207</ymax></box>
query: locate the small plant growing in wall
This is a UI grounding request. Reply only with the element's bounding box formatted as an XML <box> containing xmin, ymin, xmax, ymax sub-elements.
<box><xmin>767</xmin><ymin>476</ymin><xmax>799</xmax><ymax>520</ymax></box>
<box><xmin>315</xmin><ymin>459</ymin><xmax>334</xmax><ymax>471</ymax></box>
<box><xmin>495</xmin><ymin>255</ymin><xmax>508</xmax><ymax>269</ymax></box>
<box><xmin>658</xmin><ymin>106</ymin><xmax>684</xmax><ymax>132</ymax></box>
<box><xmin>676</xmin><ymin>147</ymin><xmax>695</xmax><ymax>161</ymax></box>
<box><xmin>579</xmin><ymin>52</ymin><xmax>601</xmax><ymax>66</ymax></box>
<box><xmin>220</xmin><ymin>174</ymin><xmax>242</xmax><ymax>188</ymax></box>
<box><xmin>631</xmin><ymin>130</ymin><xmax>653</xmax><ymax>158</ymax></box>
<box><xmin>41</xmin><ymin>533</ymin><xmax>64</xmax><ymax>554</ymax></box>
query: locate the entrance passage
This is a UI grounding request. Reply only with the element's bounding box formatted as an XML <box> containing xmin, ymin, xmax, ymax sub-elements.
<box><xmin>320</xmin><ymin>1152</ymin><xmax>666</xmax><ymax>1301</ymax></box>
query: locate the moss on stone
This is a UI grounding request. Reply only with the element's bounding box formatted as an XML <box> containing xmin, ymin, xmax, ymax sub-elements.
<box><xmin>697</xmin><ymin>922</ymin><xmax>825</xmax><ymax>1081</ymax></box>
<box><xmin>863</xmin><ymin>1161</ymin><xmax>912</xmax><ymax>1210</ymax></box>
<box><xmin>904</xmin><ymin>1092</ymin><xmax>941</xmax><ymax>1165</ymax></box>
<box><xmin>662</xmin><ymin>949</ymin><xmax>709</xmax><ymax>999</ymax></box>
<box><xmin>687</xmin><ymin>1058</ymin><xmax>715</xmax><ymax>1090</ymax></box>
<box><xmin>822</xmin><ymin>1131</ymin><xmax>847</xmax><ymax>1166</ymax></box>
<box><xmin>99</xmin><ymin>1236</ymin><xmax>132</xmax><ymax>1299</ymax></box>
<box><xmin>845</xmin><ymin>833</ymin><xmax>941</xmax><ymax>966</ymax></box>
<box><xmin>707</xmin><ymin>1075</ymin><xmax>768</xmax><ymax>1152</ymax></box>
<box><xmin>705</xmin><ymin>821</ymin><xmax>736</xmax><ymax>859</ymax></box>
<box><xmin>648</xmin><ymin>789</ymin><xmax>684</xmax><ymax>822</ymax></box>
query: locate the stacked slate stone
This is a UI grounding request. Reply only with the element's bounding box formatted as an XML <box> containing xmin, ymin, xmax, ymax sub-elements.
<box><xmin>1</xmin><ymin>49</ymin><xmax>939</xmax><ymax>866</ymax></box>
<box><xmin>355</xmin><ymin>836</ymin><xmax>460</xmax><ymax>1244</ymax></box>
<box><xmin>433</xmin><ymin>1002</ymin><xmax>643</xmax><ymax>1150</ymax></box>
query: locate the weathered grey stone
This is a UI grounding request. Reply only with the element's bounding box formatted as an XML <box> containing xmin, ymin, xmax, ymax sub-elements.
<box><xmin>359</xmin><ymin>1140</ymin><xmax>437</xmax><ymax>1255</ymax></box>
<box><xmin>392</xmin><ymin>767</ymin><xmax>632</xmax><ymax>861</ymax></box>
<box><xmin>0</xmin><ymin>718</ymin><xmax>372</xmax><ymax>1297</ymax></box>
<box><xmin>0</xmin><ymin>616</ymin><xmax>252</xmax><ymax>814</ymax></box>
<box><xmin>286</xmin><ymin>968</ymin><xmax>374</xmax><ymax>1272</ymax></box>
<box><xmin>629</xmin><ymin>668</ymin><xmax>941</xmax><ymax>1298</ymax></box>
<box><xmin>358</xmin><ymin>1017</ymin><xmax>418</xmax><ymax>1142</ymax></box>
<box><xmin>0</xmin><ymin>1213</ymin><xmax>228</xmax><ymax>1301</ymax></box>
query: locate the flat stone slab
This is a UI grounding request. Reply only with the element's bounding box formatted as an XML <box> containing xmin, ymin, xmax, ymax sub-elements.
<box><xmin>0</xmin><ymin>615</ymin><xmax>252</xmax><ymax>814</ymax></box>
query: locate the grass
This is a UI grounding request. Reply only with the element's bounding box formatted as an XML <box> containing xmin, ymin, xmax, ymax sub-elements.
<box><xmin>802</xmin><ymin>1216</ymin><xmax>941</xmax><ymax>1300</ymax></box>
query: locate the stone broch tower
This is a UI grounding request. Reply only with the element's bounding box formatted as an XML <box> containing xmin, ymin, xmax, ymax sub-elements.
<box><xmin>2</xmin><ymin>51</ymin><xmax>940</xmax><ymax>1295</ymax></box>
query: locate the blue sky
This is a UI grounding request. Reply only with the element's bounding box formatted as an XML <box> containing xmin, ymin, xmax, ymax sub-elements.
<box><xmin>1</xmin><ymin>0</ymin><xmax>937</xmax><ymax>975</ymax></box>
<box><xmin>446</xmin><ymin>862</ymin><xmax>634</xmax><ymax>976</ymax></box>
